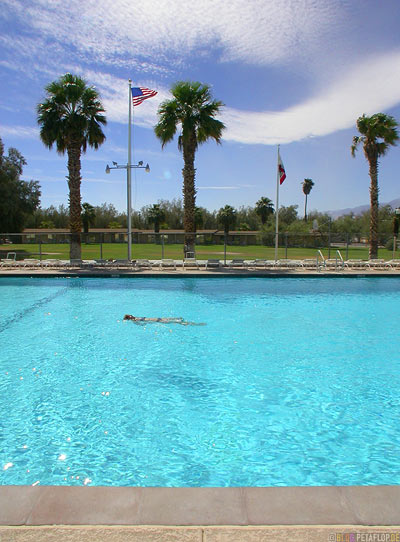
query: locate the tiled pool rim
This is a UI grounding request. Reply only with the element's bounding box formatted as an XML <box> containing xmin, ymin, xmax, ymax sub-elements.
<box><xmin>1</xmin><ymin>485</ymin><xmax>400</xmax><ymax>525</ymax></box>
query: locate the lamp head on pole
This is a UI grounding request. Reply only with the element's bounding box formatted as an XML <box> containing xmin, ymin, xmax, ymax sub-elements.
<box><xmin>145</xmin><ymin>163</ymin><xmax>150</xmax><ymax>173</ymax></box>
<box><xmin>105</xmin><ymin>165</ymin><xmax>110</xmax><ymax>174</ymax></box>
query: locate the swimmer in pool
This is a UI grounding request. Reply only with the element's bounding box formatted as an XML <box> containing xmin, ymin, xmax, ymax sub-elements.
<box><xmin>123</xmin><ymin>315</ymin><xmax>205</xmax><ymax>326</ymax></box>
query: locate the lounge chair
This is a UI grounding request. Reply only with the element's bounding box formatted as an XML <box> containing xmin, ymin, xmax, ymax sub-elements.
<box><xmin>135</xmin><ymin>259</ymin><xmax>153</xmax><ymax>269</ymax></box>
<box><xmin>159</xmin><ymin>259</ymin><xmax>176</xmax><ymax>270</ymax></box>
<box><xmin>301</xmin><ymin>258</ymin><xmax>322</xmax><ymax>270</ymax></box>
<box><xmin>252</xmin><ymin>259</ymin><xmax>277</xmax><ymax>269</ymax></box>
<box><xmin>366</xmin><ymin>259</ymin><xmax>387</xmax><ymax>269</ymax></box>
<box><xmin>22</xmin><ymin>259</ymin><xmax>42</xmax><ymax>268</ymax></box>
<box><xmin>344</xmin><ymin>259</ymin><xmax>369</xmax><ymax>269</ymax></box>
<box><xmin>0</xmin><ymin>258</ymin><xmax>19</xmax><ymax>268</ymax></box>
<box><xmin>324</xmin><ymin>250</ymin><xmax>345</xmax><ymax>271</ymax></box>
<box><xmin>385</xmin><ymin>259</ymin><xmax>400</xmax><ymax>269</ymax></box>
<box><xmin>42</xmin><ymin>259</ymin><xmax>64</xmax><ymax>268</ymax></box>
<box><xmin>206</xmin><ymin>259</ymin><xmax>221</xmax><ymax>270</ymax></box>
<box><xmin>275</xmin><ymin>259</ymin><xmax>304</xmax><ymax>269</ymax></box>
<box><xmin>68</xmin><ymin>259</ymin><xmax>83</xmax><ymax>268</ymax></box>
<box><xmin>108</xmin><ymin>259</ymin><xmax>131</xmax><ymax>269</ymax></box>
<box><xmin>229</xmin><ymin>259</ymin><xmax>247</xmax><ymax>269</ymax></box>
<box><xmin>183</xmin><ymin>257</ymin><xmax>200</xmax><ymax>269</ymax></box>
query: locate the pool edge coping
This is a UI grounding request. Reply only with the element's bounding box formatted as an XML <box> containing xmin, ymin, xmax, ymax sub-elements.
<box><xmin>1</xmin><ymin>268</ymin><xmax>400</xmax><ymax>278</ymax></box>
<box><xmin>1</xmin><ymin>485</ymin><xmax>400</xmax><ymax>526</ymax></box>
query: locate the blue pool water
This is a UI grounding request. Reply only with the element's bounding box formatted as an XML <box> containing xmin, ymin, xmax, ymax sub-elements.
<box><xmin>1</xmin><ymin>276</ymin><xmax>400</xmax><ymax>487</ymax></box>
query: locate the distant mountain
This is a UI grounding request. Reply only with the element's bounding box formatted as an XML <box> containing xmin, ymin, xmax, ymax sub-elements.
<box><xmin>328</xmin><ymin>197</ymin><xmax>400</xmax><ymax>218</ymax></box>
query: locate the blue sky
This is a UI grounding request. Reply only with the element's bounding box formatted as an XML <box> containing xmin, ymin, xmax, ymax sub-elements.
<box><xmin>1</xmin><ymin>0</ymin><xmax>400</xmax><ymax>216</ymax></box>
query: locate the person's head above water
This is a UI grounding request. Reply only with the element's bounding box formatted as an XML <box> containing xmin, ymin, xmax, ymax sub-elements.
<box><xmin>124</xmin><ymin>314</ymin><xmax>137</xmax><ymax>321</ymax></box>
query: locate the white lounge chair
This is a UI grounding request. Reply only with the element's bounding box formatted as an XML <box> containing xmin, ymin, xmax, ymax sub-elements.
<box><xmin>108</xmin><ymin>259</ymin><xmax>131</xmax><ymax>269</ymax></box>
<box><xmin>22</xmin><ymin>259</ymin><xmax>42</xmax><ymax>268</ymax></box>
<box><xmin>367</xmin><ymin>259</ymin><xmax>387</xmax><ymax>269</ymax></box>
<box><xmin>159</xmin><ymin>259</ymin><xmax>176</xmax><ymax>270</ymax></box>
<box><xmin>385</xmin><ymin>259</ymin><xmax>400</xmax><ymax>269</ymax></box>
<box><xmin>229</xmin><ymin>259</ymin><xmax>247</xmax><ymax>269</ymax></box>
<box><xmin>344</xmin><ymin>259</ymin><xmax>369</xmax><ymax>269</ymax></box>
<box><xmin>135</xmin><ymin>259</ymin><xmax>153</xmax><ymax>269</ymax></box>
<box><xmin>42</xmin><ymin>259</ymin><xmax>64</xmax><ymax>268</ymax></box>
<box><xmin>0</xmin><ymin>258</ymin><xmax>19</xmax><ymax>268</ymax></box>
<box><xmin>275</xmin><ymin>259</ymin><xmax>304</xmax><ymax>269</ymax></box>
<box><xmin>183</xmin><ymin>258</ymin><xmax>200</xmax><ymax>269</ymax></box>
<box><xmin>206</xmin><ymin>259</ymin><xmax>221</xmax><ymax>269</ymax></box>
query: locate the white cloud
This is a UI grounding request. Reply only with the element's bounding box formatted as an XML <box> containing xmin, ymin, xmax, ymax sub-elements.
<box><xmin>0</xmin><ymin>125</ymin><xmax>38</xmax><ymax>138</ymax></box>
<box><xmin>97</xmin><ymin>50</ymin><xmax>400</xmax><ymax>146</ymax></box>
<box><xmin>198</xmin><ymin>186</ymin><xmax>240</xmax><ymax>190</ymax></box>
<box><xmin>222</xmin><ymin>50</ymin><xmax>400</xmax><ymax>145</ymax></box>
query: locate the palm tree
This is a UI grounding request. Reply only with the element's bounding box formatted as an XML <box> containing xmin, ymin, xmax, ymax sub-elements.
<box><xmin>351</xmin><ymin>113</ymin><xmax>398</xmax><ymax>258</ymax></box>
<box><xmin>302</xmin><ymin>178</ymin><xmax>314</xmax><ymax>222</ymax></box>
<box><xmin>37</xmin><ymin>73</ymin><xmax>106</xmax><ymax>259</ymax></box>
<box><xmin>154</xmin><ymin>81</ymin><xmax>225</xmax><ymax>256</ymax></box>
<box><xmin>217</xmin><ymin>205</ymin><xmax>237</xmax><ymax>234</ymax></box>
<box><xmin>255</xmin><ymin>197</ymin><xmax>274</xmax><ymax>226</ymax></box>
<box><xmin>81</xmin><ymin>202</ymin><xmax>96</xmax><ymax>234</ymax></box>
<box><xmin>147</xmin><ymin>204</ymin><xmax>166</xmax><ymax>234</ymax></box>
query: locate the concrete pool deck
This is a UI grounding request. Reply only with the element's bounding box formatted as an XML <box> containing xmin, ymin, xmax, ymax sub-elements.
<box><xmin>1</xmin><ymin>269</ymin><xmax>399</xmax><ymax>539</ymax></box>
<box><xmin>1</xmin><ymin>266</ymin><xmax>400</xmax><ymax>277</ymax></box>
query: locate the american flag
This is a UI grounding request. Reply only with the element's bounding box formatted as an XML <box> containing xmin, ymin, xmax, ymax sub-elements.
<box><xmin>278</xmin><ymin>152</ymin><xmax>286</xmax><ymax>185</ymax></box>
<box><xmin>131</xmin><ymin>86</ymin><xmax>157</xmax><ymax>107</ymax></box>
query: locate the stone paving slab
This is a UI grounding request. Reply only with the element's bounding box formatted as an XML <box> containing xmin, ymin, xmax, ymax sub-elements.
<box><xmin>1</xmin><ymin>526</ymin><xmax>400</xmax><ymax>542</ymax></box>
<box><xmin>1</xmin><ymin>486</ymin><xmax>400</xmax><ymax>527</ymax></box>
<box><xmin>0</xmin><ymin>526</ymin><xmax>202</xmax><ymax>542</ymax></box>
<box><xmin>204</xmin><ymin>526</ymin><xmax>400</xmax><ymax>542</ymax></box>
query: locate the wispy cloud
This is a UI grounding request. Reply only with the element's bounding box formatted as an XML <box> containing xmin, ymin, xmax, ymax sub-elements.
<box><xmin>198</xmin><ymin>186</ymin><xmax>240</xmax><ymax>190</ymax></box>
<box><xmin>1</xmin><ymin>0</ymin><xmax>347</xmax><ymax>73</ymax></box>
<box><xmin>0</xmin><ymin>125</ymin><xmax>38</xmax><ymax>138</ymax></box>
<box><xmin>222</xmin><ymin>50</ymin><xmax>400</xmax><ymax>145</ymax></box>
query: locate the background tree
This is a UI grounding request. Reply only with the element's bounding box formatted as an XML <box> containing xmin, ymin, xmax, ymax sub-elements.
<box><xmin>37</xmin><ymin>73</ymin><xmax>106</xmax><ymax>259</ymax></box>
<box><xmin>217</xmin><ymin>205</ymin><xmax>237</xmax><ymax>234</ymax></box>
<box><xmin>154</xmin><ymin>81</ymin><xmax>225</xmax><ymax>256</ymax></box>
<box><xmin>39</xmin><ymin>220</ymin><xmax>55</xmax><ymax>229</ymax></box>
<box><xmin>81</xmin><ymin>202</ymin><xmax>96</xmax><ymax>234</ymax></box>
<box><xmin>146</xmin><ymin>203</ymin><xmax>166</xmax><ymax>234</ymax></box>
<box><xmin>108</xmin><ymin>221</ymin><xmax>123</xmax><ymax>229</ymax></box>
<box><xmin>255</xmin><ymin>197</ymin><xmax>274</xmax><ymax>225</ymax></box>
<box><xmin>194</xmin><ymin>206</ymin><xmax>204</xmax><ymax>229</ymax></box>
<box><xmin>302</xmin><ymin>178</ymin><xmax>314</xmax><ymax>221</ymax></box>
<box><xmin>351</xmin><ymin>113</ymin><xmax>399</xmax><ymax>258</ymax></box>
<box><xmin>278</xmin><ymin>205</ymin><xmax>299</xmax><ymax>227</ymax></box>
<box><xmin>0</xmin><ymin>138</ymin><xmax>41</xmax><ymax>233</ymax></box>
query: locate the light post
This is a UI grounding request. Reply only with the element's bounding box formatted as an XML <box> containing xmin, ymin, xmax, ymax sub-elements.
<box><xmin>105</xmin><ymin>161</ymin><xmax>150</xmax><ymax>260</ymax></box>
<box><xmin>393</xmin><ymin>207</ymin><xmax>400</xmax><ymax>259</ymax></box>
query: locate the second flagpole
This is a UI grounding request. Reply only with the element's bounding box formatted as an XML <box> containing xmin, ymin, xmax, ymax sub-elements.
<box><xmin>274</xmin><ymin>145</ymin><xmax>280</xmax><ymax>261</ymax></box>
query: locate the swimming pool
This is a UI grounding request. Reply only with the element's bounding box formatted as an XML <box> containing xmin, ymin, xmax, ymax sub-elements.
<box><xmin>1</xmin><ymin>276</ymin><xmax>400</xmax><ymax>487</ymax></box>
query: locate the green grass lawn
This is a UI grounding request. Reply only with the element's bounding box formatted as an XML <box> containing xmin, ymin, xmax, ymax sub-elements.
<box><xmin>0</xmin><ymin>242</ymin><xmax>397</xmax><ymax>261</ymax></box>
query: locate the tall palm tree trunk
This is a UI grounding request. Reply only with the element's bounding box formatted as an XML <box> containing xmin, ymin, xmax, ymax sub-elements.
<box><xmin>67</xmin><ymin>144</ymin><xmax>82</xmax><ymax>259</ymax></box>
<box><xmin>304</xmin><ymin>195</ymin><xmax>308</xmax><ymax>222</ymax></box>
<box><xmin>368</xmin><ymin>155</ymin><xmax>379</xmax><ymax>259</ymax></box>
<box><xmin>182</xmin><ymin>140</ymin><xmax>196</xmax><ymax>256</ymax></box>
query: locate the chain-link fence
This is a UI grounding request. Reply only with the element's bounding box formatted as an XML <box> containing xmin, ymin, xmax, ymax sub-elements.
<box><xmin>0</xmin><ymin>231</ymin><xmax>398</xmax><ymax>262</ymax></box>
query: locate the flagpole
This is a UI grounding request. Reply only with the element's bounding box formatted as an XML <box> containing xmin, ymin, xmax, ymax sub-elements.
<box><xmin>127</xmin><ymin>79</ymin><xmax>132</xmax><ymax>260</ymax></box>
<box><xmin>274</xmin><ymin>145</ymin><xmax>280</xmax><ymax>261</ymax></box>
